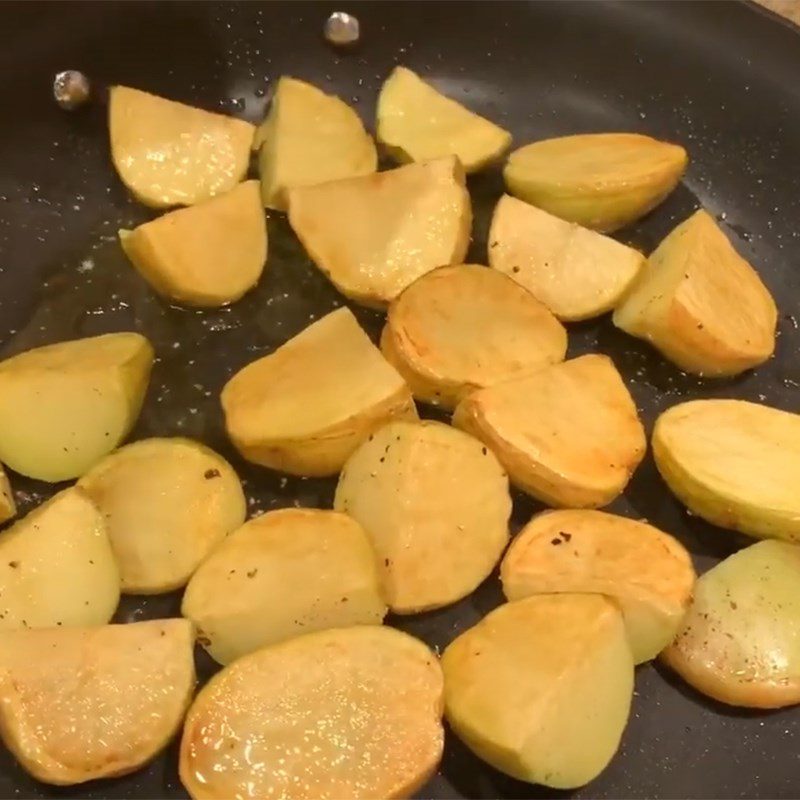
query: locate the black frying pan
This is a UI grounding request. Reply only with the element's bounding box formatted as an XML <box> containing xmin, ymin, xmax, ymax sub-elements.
<box><xmin>1</xmin><ymin>1</ymin><xmax>800</xmax><ymax>798</ymax></box>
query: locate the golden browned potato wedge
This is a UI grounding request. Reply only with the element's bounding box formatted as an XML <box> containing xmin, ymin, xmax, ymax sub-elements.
<box><xmin>613</xmin><ymin>210</ymin><xmax>777</xmax><ymax>376</ymax></box>
<box><xmin>119</xmin><ymin>181</ymin><xmax>267</xmax><ymax>307</ymax></box>
<box><xmin>288</xmin><ymin>156</ymin><xmax>471</xmax><ymax>308</ymax></box>
<box><xmin>180</xmin><ymin>626</ymin><xmax>443</xmax><ymax>800</ymax></box>
<box><xmin>334</xmin><ymin>419</ymin><xmax>511</xmax><ymax>613</ymax></box>
<box><xmin>0</xmin><ymin>333</ymin><xmax>153</xmax><ymax>482</ymax></box>
<box><xmin>256</xmin><ymin>77</ymin><xmax>377</xmax><ymax>210</ymax></box>
<box><xmin>0</xmin><ymin>619</ymin><xmax>194</xmax><ymax>784</ymax></box>
<box><xmin>222</xmin><ymin>307</ymin><xmax>416</xmax><ymax>476</ymax></box>
<box><xmin>182</xmin><ymin>508</ymin><xmax>386</xmax><ymax>665</ymax></box>
<box><xmin>453</xmin><ymin>355</ymin><xmax>646</xmax><ymax>508</ymax></box>
<box><xmin>662</xmin><ymin>540</ymin><xmax>800</xmax><ymax>708</ymax></box>
<box><xmin>653</xmin><ymin>399</ymin><xmax>800</xmax><ymax>541</ymax></box>
<box><xmin>488</xmin><ymin>194</ymin><xmax>645</xmax><ymax>321</ymax></box>
<box><xmin>0</xmin><ymin>463</ymin><xmax>15</xmax><ymax>525</ymax></box>
<box><xmin>0</xmin><ymin>488</ymin><xmax>119</xmax><ymax>630</ymax></box>
<box><xmin>442</xmin><ymin>595</ymin><xmax>633</xmax><ymax>789</ymax></box>
<box><xmin>376</xmin><ymin>66</ymin><xmax>511</xmax><ymax>172</ymax></box>
<box><xmin>504</xmin><ymin>133</ymin><xmax>687</xmax><ymax>232</ymax></box>
<box><xmin>501</xmin><ymin>510</ymin><xmax>695</xmax><ymax>663</ymax></box>
<box><xmin>381</xmin><ymin>264</ymin><xmax>567</xmax><ymax>408</ymax></box>
<box><xmin>78</xmin><ymin>438</ymin><xmax>246</xmax><ymax>594</ymax></box>
<box><xmin>109</xmin><ymin>85</ymin><xmax>254</xmax><ymax>208</ymax></box>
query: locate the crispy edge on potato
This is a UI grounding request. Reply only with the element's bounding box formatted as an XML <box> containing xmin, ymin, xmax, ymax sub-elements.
<box><xmin>0</xmin><ymin>463</ymin><xmax>15</xmax><ymax>525</ymax></box>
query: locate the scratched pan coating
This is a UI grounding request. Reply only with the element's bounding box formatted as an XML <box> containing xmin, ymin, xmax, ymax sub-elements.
<box><xmin>0</xmin><ymin>1</ymin><xmax>799</xmax><ymax>798</ymax></box>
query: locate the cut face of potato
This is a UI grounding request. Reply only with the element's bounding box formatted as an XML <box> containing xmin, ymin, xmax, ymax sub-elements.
<box><xmin>288</xmin><ymin>157</ymin><xmax>472</xmax><ymax>308</ymax></box>
<box><xmin>0</xmin><ymin>333</ymin><xmax>153</xmax><ymax>482</ymax></box>
<box><xmin>453</xmin><ymin>355</ymin><xmax>646</xmax><ymax>508</ymax></box>
<box><xmin>0</xmin><ymin>619</ymin><xmax>194</xmax><ymax>785</ymax></box>
<box><xmin>613</xmin><ymin>210</ymin><xmax>777</xmax><ymax>376</ymax></box>
<box><xmin>256</xmin><ymin>76</ymin><xmax>377</xmax><ymax>210</ymax></box>
<box><xmin>0</xmin><ymin>487</ymin><xmax>119</xmax><ymax>630</ymax></box>
<box><xmin>334</xmin><ymin>420</ymin><xmax>511</xmax><ymax>613</ymax></box>
<box><xmin>0</xmin><ymin>464</ymin><xmax>15</xmax><ymax>525</ymax></box>
<box><xmin>662</xmin><ymin>540</ymin><xmax>800</xmax><ymax>708</ymax></box>
<box><xmin>381</xmin><ymin>264</ymin><xmax>567</xmax><ymax>409</ymax></box>
<box><xmin>119</xmin><ymin>181</ymin><xmax>267</xmax><ymax>307</ymax></box>
<box><xmin>78</xmin><ymin>438</ymin><xmax>246</xmax><ymax>594</ymax></box>
<box><xmin>376</xmin><ymin>66</ymin><xmax>511</xmax><ymax>172</ymax></box>
<box><xmin>504</xmin><ymin>133</ymin><xmax>687</xmax><ymax>232</ymax></box>
<box><xmin>488</xmin><ymin>194</ymin><xmax>645</xmax><ymax>321</ymax></box>
<box><xmin>109</xmin><ymin>85</ymin><xmax>254</xmax><ymax>208</ymax></box>
<box><xmin>501</xmin><ymin>510</ymin><xmax>695</xmax><ymax>663</ymax></box>
<box><xmin>222</xmin><ymin>307</ymin><xmax>417</xmax><ymax>476</ymax></box>
<box><xmin>180</xmin><ymin>626</ymin><xmax>443</xmax><ymax>800</ymax></box>
<box><xmin>182</xmin><ymin>508</ymin><xmax>386</xmax><ymax>665</ymax></box>
<box><xmin>442</xmin><ymin>594</ymin><xmax>633</xmax><ymax>789</ymax></box>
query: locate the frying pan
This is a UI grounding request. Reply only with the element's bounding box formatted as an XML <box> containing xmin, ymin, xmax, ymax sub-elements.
<box><xmin>1</xmin><ymin>1</ymin><xmax>799</xmax><ymax>797</ymax></box>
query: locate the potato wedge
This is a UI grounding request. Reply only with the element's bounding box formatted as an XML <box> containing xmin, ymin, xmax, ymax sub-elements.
<box><xmin>504</xmin><ymin>132</ymin><xmax>687</xmax><ymax>232</ymax></box>
<box><xmin>376</xmin><ymin>66</ymin><xmax>511</xmax><ymax>172</ymax></box>
<box><xmin>0</xmin><ymin>487</ymin><xmax>119</xmax><ymax>630</ymax></box>
<box><xmin>78</xmin><ymin>438</ymin><xmax>245</xmax><ymax>594</ymax></box>
<box><xmin>109</xmin><ymin>85</ymin><xmax>254</xmax><ymax>208</ymax></box>
<box><xmin>180</xmin><ymin>626</ymin><xmax>443</xmax><ymax>800</ymax></box>
<box><xmin>119</xmin><ymin>181</ymin><xmax>267</xmax><ymax>307</ymax></box>
<box><xmin>501</xmin><ymin>510</ymin><xmax>695</xmax><ymax>663</ymax></box>
<box><xmin>488</xmin><ymin>194</ymin><xmax>645</xmax><ymax>321</ymax></box>
<box><xmin>0</xmin><ymin>619</ymin><xmax>194</xmax><ymax>784</ymax></box>
<box><xmin>256</xmin><ymin>76</ymin><xmax>377</xmax><ymax>210</ymax></box>
<box><xmin>182</xmin><ymin>508</ymin><xmax>386</xmax><ymax>665</ymax></box>
<box><xmin>442</xmin><ymin>594</ymin><xmax>633</xmax><ymax>789</ymax></box>
<box><xmin>222</xmin><ymin>307</ymin><xmax>417</xmax><ymax>476</ymax></box>
<box><xmin>653</xmin><ymin>399</ymin><xmax>800</xmax><ymax>541</ymax></box>
<box><xmin>288</xmin><ymin>156</ymin><xmax>472</xmax><ymax>308</ymax></box>
<box><xmin>334</xmin><ymin>420</ymin><xmax>511</xmax><ymax>613</ymax></box>
<box><xmin>453</xmin><ymin>354</ymin><xmax>646</xmax><ymax>508</ymax></box>
<box><xmin>0</xmin><ymin>463</ymin><xmax>15</xmax><ymax>525</ymax></box>
<box><xmin>0</xmin><ymin>333</ymin><xmax>153</xmax><ymax>482</ymax></box>
<box><xmin>381</xmin><ymin>264</ymin><xmax>567</xmax><ymax>408</ymax></box>
<box><xmin>662</xmin><ymin>540</ymin><xmax>800</xmax><ymax>708</ymax></box>
<box><xmin>613</xmin><ymin>210</ymin><xmax>777</xmax><ymax>376</ymax></box>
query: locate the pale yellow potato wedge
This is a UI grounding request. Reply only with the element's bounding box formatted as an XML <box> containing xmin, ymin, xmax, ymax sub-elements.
<box><xmin>501</xmin><ymin>510</ymin><xmax>695</xmax><ymax>663</ymax></box>
<box><xmin>653</xmin><ymin>399</ymin><xmax>800</xmax><ymax>541</ymax></box>
<box><xmin>0</xmin><ymin>463</ymin><xmax>15</xmax><ymax>525</ymax></box>
<box><xmin>182</xmin><ymin>508</ymin><xmax>386</xmax><ymax>665</ymax></box>
<box><xmin>222</xmin><ymin>307</ymin><xmax>416</xmax><ymax>476</ymax></box>
<box><xmin>662</xmin><ymin>540</ymin><xmax>800</xmax><ymax>708</ymax></box>
<box><xmin>376</xmin><ymin>66</ymin><xmax>511</xmax><ymax>172</ymax></box>
<box><xmin>613</xmin><ymin>210</ymin><xmax>777</xmax><ymax>376</ymax></box>
<box><xmin>78</xmin><ymin>438</ymin><xmax>246</xmax><ymax>594</ymax></box>
<box><xmin>109</xmin><ymin>85</ymin><xmax>254</xmax><ymax>208</ymax></box>
<box><xmin>0</xmin><ymin>333</ymin><xmax>153</xmax><ymax>482</ymax></box>
<box><xmin>288</xmin><ymin>156</ymin><xmax>471</xmax><ymax>308</ymax></box>
<box><xmin>381</xmin><ymin>264</ymin><xmax>567</xmax><ymax>409</ymax></box>
<box><xmin>119</xmin><ymin>181</ymin><xmax>267</xmax><ymax>307</ymax></box>
<box><xmin>453</xmin><ymin>354</ymin><xmax>646</xmax><ymax>508</ymax></box>
<box><xmin>442</xmin><ymin>594</ymin><xmax>633</xmax><ymax>789</ymax></box>
<box><xmin>0</xmin><ymin>487</ymin><xmax>119</xmax><ymax>630</ymax></box>
<box><xmin>489</xmin><ymin>194</ymin><xmax>645</xmax><ymax>321</ymax></box>
<box><xmin>180</xmin><ymin>626</ymin><xmax>443</xmax><ymax>800</ymax></box>
<box><xmin>256</xmin><ymin>76</ymin><xmax>377</xmax><ymax>210</ymax></box>
<box><xmin>504</xmin><ymin>132</ymin><xmax>687</xmax><ymax>232</ymax></box>
<box><xmin>334</xmin><ymin>419</ymin><xmax>511</xmax><ymax>613</ymax></box>
<box><xmin>0</xmin><ymin>619</ymin><xmax>194</xmax><ymax>785</ymax></box>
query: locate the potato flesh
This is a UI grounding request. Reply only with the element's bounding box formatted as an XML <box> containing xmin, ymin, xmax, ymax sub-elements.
<box><xmin>288</xmin><ymin>156</ymin><xmax>472</xmax><ymax>308</ymax></box>
<box><xmin>488</xmin><ymin>194</ymin><xmax>645</xmax><ymax>321</ymax></box>
<box><xmin>334</xmin><ymin>419</ymin><xmax>511</xmax><ymax>613</ymax></box>
<box><xmin>109</xmin><ymin>85</ymin><xmax>254</xmax><ymax>208</ymax></box>
<box><xmin>613</xmin><ymin>210</ymin><xmax>776</xmax><ymax>376</ymax></box>
<box><xmin>0</xmin><ymin>464</ymin><xmax>15</xmax><ymax>524</ymax></box>
<box><xmin>442</xmin><ymin>594</ymin><xmax>633</xmax><ymax>788</ymax></box>
<box><xmin>180</xmin><ymin>626</ymin><xmax>443</xmax><ymax>800</ymax></box>
<box><xmin>0</xmin><ymin>619</ymin><xmax>194</xmax><ymax>784</ymax></box>
<box><xmin>453</xmin><ymin>354</ymin><xmax>646</xmax><ymax>508</ymax></box>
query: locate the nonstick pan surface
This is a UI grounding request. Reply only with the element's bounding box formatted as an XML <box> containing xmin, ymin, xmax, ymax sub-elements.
<box><xmin>1</xmin><ymin>1</ymin><xmax>800</xmax><ymax>798</ymax></box>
